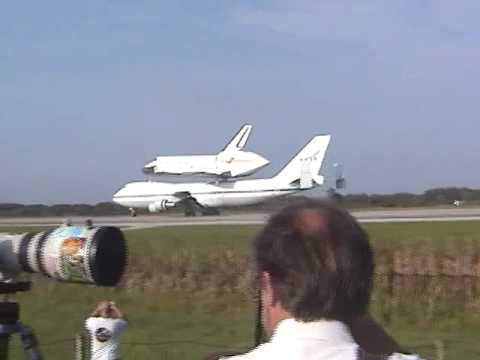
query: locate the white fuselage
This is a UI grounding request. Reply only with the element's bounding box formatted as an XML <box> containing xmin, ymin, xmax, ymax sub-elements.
<box><xmin>143</xmin><ymin>151</ymin><xmax>269</xmax><ymax>178</ymax></box>
<box><xmin>113</xmin><ymin>178</ymin><xmax>301</xmax><ymax>210</ymax></box>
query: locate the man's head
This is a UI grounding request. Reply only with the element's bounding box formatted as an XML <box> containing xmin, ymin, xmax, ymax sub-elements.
<box><xmin>253</xmin><ymin>199</ymin><xmax>374</xmax><ymax>335</ymax></box>
<box><xmin>90</xmin><ymin>301</ymin><xmax>123</xmax><ymax>319</ymax></box>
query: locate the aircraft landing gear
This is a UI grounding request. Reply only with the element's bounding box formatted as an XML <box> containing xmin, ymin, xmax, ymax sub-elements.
<box><xmin>128</xmin><ymin>208</ymin><xmax>137</xmax><ymax>217</ymax></box>
<box><xmin>183</xmin><ymin>199</ymin><xmax>197</xmax><ymax>217</ymax></box>
<box><xmin>201</xmin><ymin>207</ymin><xmax>220</xmax><ymax>216</ymax></box>
<box><xmin>184</xmin><ymin>208</ymin><xmax>197</xmax><ymax>217</ymax></box>
<box><xmin>182</xmin><ymin>199</ymin><xmax>219</xmax><ymax>217</ymax></box>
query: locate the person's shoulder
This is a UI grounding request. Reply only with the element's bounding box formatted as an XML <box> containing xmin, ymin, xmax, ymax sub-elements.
<box><xmin>85</xmin><ymin>317</ymin><xmax>99</xmax><ymax>329</ymax></box>
<box><xmin>388</xmin><ymin>353</ymin><xmax>424</xmax><ymax>360</ymax></box>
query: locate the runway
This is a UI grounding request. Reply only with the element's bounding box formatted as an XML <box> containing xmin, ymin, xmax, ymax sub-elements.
<box><xmin>1</xmin><ymin>207</ymin><xmax>480</xmax><ymax>230</ymax></box>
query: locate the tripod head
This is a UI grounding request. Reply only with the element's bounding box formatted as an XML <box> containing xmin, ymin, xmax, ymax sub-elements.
<box><xmin>0</xmin><ymin>282</ymin><xmax>31</xmax><ymax>296</ymax></box>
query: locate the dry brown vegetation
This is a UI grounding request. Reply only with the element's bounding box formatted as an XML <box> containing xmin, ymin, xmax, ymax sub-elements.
<box><xmin>376</xmin><ymin>241</ymin><xmax>480</xmax><ymax>276</ymax></box>
<box><xmin>121</xmin><ymin>245</ymin><xmax>480</xmax><ymax>313</ymax></box>
<box><xmin>123</xmin><ymin>249</ymin><xmax>253</xmax><ymax>295</ymax></box>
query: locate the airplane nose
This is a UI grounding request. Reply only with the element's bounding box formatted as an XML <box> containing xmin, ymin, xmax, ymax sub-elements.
<box><xmin>112</xmin><ymin>187</ymin><xmax>125</xmax><ymax>204</ymax></box>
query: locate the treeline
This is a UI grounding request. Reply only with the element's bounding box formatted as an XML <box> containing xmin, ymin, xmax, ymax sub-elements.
<box><xmin>0</xmin><ymin>202</ymin><xmax>132</xmax><ymax>217</ymax></box>
<box><xmin>342</xmin><ymin>187</ymin><xmax>480</xmax><ymax>208</ymax></box>
<box><xmin>0</xmin><ymin>187</ymin><xmax>479</xmax><ymax>217</ymax></box>
<box><xmin>244</xmin><ymin>187</ymin><xmax>480</xmax><ymax>211</ymax></box>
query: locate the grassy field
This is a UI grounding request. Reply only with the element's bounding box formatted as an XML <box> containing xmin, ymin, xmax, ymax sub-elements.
<box><xmin>1</xmin><ymin>222</ymin><xmax>480</xmax><ymax>359</ymax></box>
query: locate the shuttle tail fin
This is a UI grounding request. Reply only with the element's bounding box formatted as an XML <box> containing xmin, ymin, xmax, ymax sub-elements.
<box><xmin>222</xmin><ymin>124</ymin><xmax>253</xmax><ymax>153</ymax></box>
<box><xmin>273</xmin><ymin>135</ymin><xmax>331</xmax><ymax>188</ymax></box>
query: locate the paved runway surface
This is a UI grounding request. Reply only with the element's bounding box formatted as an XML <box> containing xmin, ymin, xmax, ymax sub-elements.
<box><xmin>1</xmin><ymin>207</ymin><xmax>480</xmax><ymax>230</ymax></box>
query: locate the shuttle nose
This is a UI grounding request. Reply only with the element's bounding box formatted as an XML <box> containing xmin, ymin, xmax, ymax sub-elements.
<box><xmin>230</xmin><ymin>151</ymin><xmax>270</xmax><ymax>177</ymax></box>
<box><xmin>249</xmin><ymin>152</ymin><xmax>269</xmax><ymax>170</ymax></box>
<box><xmin>255</xmin><ymin>153</ymin><xmax>270</xmax><ymax>168</ymax></box>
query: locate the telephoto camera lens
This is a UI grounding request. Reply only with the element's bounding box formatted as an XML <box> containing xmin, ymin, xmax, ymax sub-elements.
<box><xmin>0</xmin><ymin>225</ymin><xmax>127</xmax><ymax>286</ymax></box>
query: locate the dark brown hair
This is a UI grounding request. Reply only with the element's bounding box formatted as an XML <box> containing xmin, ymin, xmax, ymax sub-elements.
<box><xmin>253</xmin><ymin>199</ymin><xmax>374</xmax><ymax>322</ymax></box>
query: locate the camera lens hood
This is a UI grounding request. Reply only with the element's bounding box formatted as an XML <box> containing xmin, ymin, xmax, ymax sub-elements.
<box><xmin>88</xmin><ymin>226</ymin><xmax>127</xmax><ymax>287</ymax></box>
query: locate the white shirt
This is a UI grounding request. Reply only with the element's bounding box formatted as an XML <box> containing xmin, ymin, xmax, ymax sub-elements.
<box><xmin>85</xmin><ymin>317</ymin><xmax>127</xmax><ymax>360</ymax></box>
<box><xmin>222</xmin><ymin>319</ymin><xmax>422</xmax><ymax>360</ymax></box>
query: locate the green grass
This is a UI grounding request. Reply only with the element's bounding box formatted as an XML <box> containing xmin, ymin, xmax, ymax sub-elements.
<box><xmin>364</xmin><ymin>221</ymin><xmax>480</xmax><ymax>248</ymax></box>
<box><xmin>1</xmin><ymin>221</ymin><xmax>480</xmax><ymax>359</ymax></box>
<box><xmin>126</xmin><ymin>225</ymin><xmax>259</xmax><ymax>257</ymax></box>
<box><xmin>127</xmin><ymin>221</ymin><xmax>480</xmax><ymax>254</ymax></box>
<box><xmin>11</xmin><ymin>287</ymin><xmax>255</xmax><ymax>360</ymax></box>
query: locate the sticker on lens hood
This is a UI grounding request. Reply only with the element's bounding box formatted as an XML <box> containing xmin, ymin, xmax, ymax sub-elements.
<box><xmin>60</xmin><ymin>236</ymin><xmax>88</xmax><ymax>281</ymax></box>
<box><xmin>42</xmin><ymin>226</ymin><xmax>90</xmax><ymax>282</ymax></box>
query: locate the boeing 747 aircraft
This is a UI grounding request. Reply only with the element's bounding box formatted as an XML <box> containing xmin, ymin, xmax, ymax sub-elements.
<box><xmin>114</xmin><ymin>135</ymin><xmax>331</xmax><ymax>216</ymax></box>
<box><xmin>143</xmin><ymin>124</ymin><xmax>269</xmax><ymax>178</ymax></box>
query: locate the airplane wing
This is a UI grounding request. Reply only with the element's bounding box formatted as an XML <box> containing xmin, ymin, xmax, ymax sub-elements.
<box><xmin>172</xmin><ymin>191</ymin><xmax>214</xmax><ymax>216</ymax></box>
<box><xmin>222</xmin><ymin>124</ymin><xmax>253</xmax><ymax>153</ymax></box>
<box><xmin>173</xmin><ymin>191</ymin><xmax>192</xmax><ymax>200</ymax></box>
<box><xmin>173</xmin><ymin>191</ymin><xmax>205</xmax><ymax>208</ymax></box>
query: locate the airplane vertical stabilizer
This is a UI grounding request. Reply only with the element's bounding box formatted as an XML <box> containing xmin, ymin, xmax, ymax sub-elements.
<box><xmin>222</xmin><ymin>124</ymin><xmax>253</xmax><ymax>153</ymax></box>
<box><xmin>273</xmin><ymin>135</ymin><xmax>331</xmax><ymax>187</ymax></box>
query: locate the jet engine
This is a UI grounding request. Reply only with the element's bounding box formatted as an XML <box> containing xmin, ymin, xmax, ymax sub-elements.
<box><xmin>148</xmin><ymin>200</ymin><xmax>176</xmax><ymax>213</ymax></box>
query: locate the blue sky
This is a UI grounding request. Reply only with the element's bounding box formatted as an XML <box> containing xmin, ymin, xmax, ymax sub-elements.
<box><xmin>1</xmin><ymin>1</ymin><xmax>479</xmax><ymax>204</ymax></box>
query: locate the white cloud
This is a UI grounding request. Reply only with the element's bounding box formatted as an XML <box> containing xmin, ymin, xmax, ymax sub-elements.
<box><xmin>431</xmin><ymin>0</ymin><xmax>480</xmax><ymax>35</ymax></box>
<box><xmin>235</xmin><ymin>1</ymin><xmax>420</xmax><ymax>45</ymax></box>
<box><xmin>234</xmin><ymin>0</ymin><xmax>480</xmax><ymax>48</ymax></box>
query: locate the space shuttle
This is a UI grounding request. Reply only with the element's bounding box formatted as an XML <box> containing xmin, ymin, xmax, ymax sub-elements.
<box><xmin>142</xmin><ymin>124</ymin><xmax>270</xmax><ymax>178</ymax></box>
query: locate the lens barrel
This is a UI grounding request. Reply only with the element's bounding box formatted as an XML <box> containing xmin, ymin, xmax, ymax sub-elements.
<box><xmin>15</xmin><ymin>226</ymin><xmax>127</xmax><ymax>286</ymax></box>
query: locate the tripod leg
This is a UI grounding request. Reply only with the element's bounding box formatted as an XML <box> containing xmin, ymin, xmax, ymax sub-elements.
<box><xmin>0</xmin><ymin>333</ymin><xmax>11</xmax><ymax>360</ymax></box>
<box><xmin>0</xmin><ymin>302</ymin><xmax>19</xmax><ymax>360</ymax></box>
<box><xmin>17</xmin><ymin>323</ymin><xmax>43</xmax><ymax>360</ymax></box>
